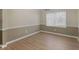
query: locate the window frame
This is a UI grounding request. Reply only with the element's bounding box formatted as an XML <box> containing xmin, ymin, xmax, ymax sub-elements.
<box><xmin>46</xmin><ymin>11</ymin><xmax>66</xmax><ymax>28</ymax></box>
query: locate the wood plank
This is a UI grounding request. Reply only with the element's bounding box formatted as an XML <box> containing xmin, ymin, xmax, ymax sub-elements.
<box><xmin>0</xmin><ymin>32</ymin><xmax>79</xmax><ymax>50</ymax></box>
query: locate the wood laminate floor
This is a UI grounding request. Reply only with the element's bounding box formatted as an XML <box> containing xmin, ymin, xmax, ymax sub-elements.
<box><xmin>0</xmin><ymin>32</ymin><xmax>79</xmax><ymax>50</ymax></box>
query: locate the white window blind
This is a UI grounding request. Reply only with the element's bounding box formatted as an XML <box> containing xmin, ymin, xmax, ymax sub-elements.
<box><xmin>46</xmin><ymin>12</ymin><xmax>66</xmax><ymax>27</ymax></box>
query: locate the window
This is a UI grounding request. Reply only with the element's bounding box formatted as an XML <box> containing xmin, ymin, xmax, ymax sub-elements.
<box><xmin>46</xmin><ymin>12</ymin><xmax>66</xmax><ymax>27</ymax></box>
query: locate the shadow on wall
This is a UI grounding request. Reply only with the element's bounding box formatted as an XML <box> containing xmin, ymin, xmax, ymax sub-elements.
<box><xmin>0</xmin><ymin>31</ymin><xmax>2</xmax><ymax>44</ymax></box>
<box><xmin>0</xmin><ymin>9</ymin><xmax>2</xmax><ymax>44</ymax></box>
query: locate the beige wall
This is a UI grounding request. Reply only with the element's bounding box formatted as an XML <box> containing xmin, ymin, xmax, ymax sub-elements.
<box><xmin>0</xmin><ymin>9</ymin><xmax>2</xmax><ymax>30</ymax></box>
<box><xmin>78</xmin><ymin>10</ymin><xmax>79</xmax><ymax>41</ymax></box>
<box><xmin>2</xmin><ymin>9</ymin><xmax>41</xmax><ymax>44</ymax></box>
<box><xmin>40</xmin><ymin>9</ymin><xmax>78</xmax><ymax>27</ymax></box>
<box><xmin>3</xmin><ymin>9</ymin><xmax>41</xmax><ymax>29</ymax></box>
<box><xmin>2</xmin><ymin>9</ymin><xmax>78</xmax><ymax>30</ymax></box>
<box><xmin>40</xmin><ymin>9</ymin><xmax>78</xmax><ymax>37</ymax></box>
<box><xmin>40</xmin><ymin>10</ymin><xmax>46</xmax><ymax>25</ymax></box>
<box><xmin>78</xmin><ymin>10</ymin><xmax>79</xmax><ymax>28</ymax></box>
<box><xmin>66</xmin><ymin>10</ymin><xmax>78</xmax><ymax>27</ymax></box>
<box><xmin>1</xmin><ymin>9</ymin><xmax>79</xmax><ymax>44</ymax></box>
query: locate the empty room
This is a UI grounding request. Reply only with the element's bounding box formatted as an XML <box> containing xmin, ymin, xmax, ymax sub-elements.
<box><xmin>0</xmin><ymin>9</ymin><xmax>79</xmax><ymax>50</ymax></box>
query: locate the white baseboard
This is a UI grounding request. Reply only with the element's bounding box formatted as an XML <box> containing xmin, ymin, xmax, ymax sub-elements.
<box><xmin>1</xmin><ymin>44</ymin><xmax>7</xmax><ymax>48</ymax></box>
<box><xmin>1</xmin><ymin>31</ymin><xmax>40</xmax><ymax>48</ymax></box>
<box><xmin>40</xmin><ymin>30</ymin><xmax>78</xmax><ymax>39</ymax></box>
<box><xmin>0</xmin><ymin>30</ymin><xmax>78</xmax><ymax>48</ymax></box>
<box><xmin>0</xmin><ymin>44</ymin><xmax>7</xmax><ymax>48</ymax></box>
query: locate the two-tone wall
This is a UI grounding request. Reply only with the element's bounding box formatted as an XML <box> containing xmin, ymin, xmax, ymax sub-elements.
<box><xmin>2</xmin><ymin>9</ymin><xmax>41</xmax><ymax>44</ymax></box>
<box><xmin>40</xmin><ymin>9</ymin><xmax>78</xmax><ymax>37</ymax></box>
<box><xmin>0</xmin><ymin>9</ymin><xmax>79</xmax><ymax>46</ymax></box>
